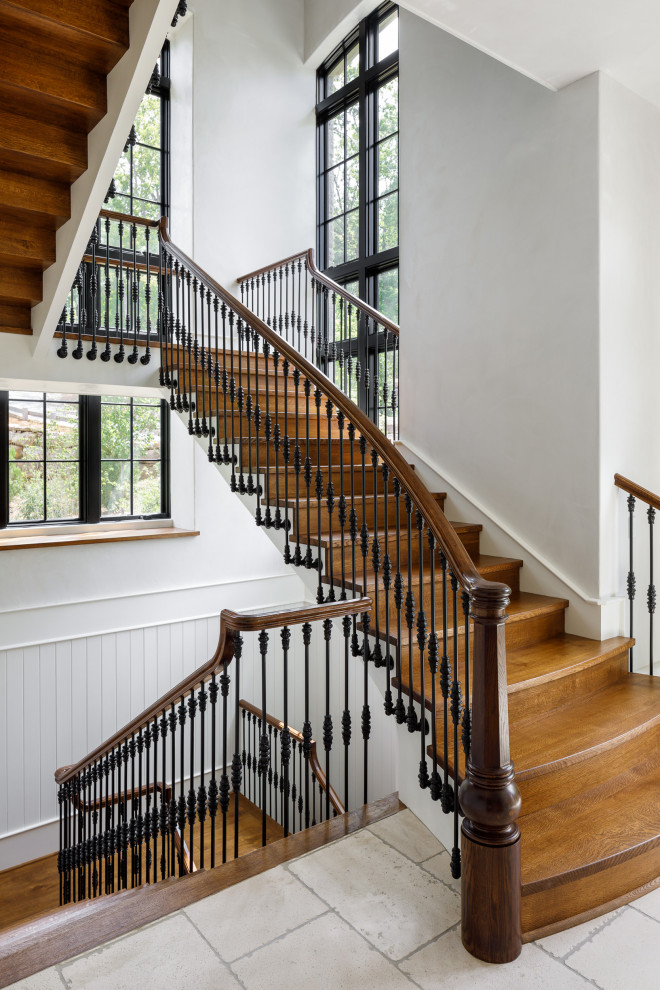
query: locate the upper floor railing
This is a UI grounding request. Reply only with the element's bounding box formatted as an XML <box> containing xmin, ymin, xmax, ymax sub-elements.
<box><xmin>237</xmin><ymin>250</ymin><xmax>399</xmax><ymax>439</ymax></box>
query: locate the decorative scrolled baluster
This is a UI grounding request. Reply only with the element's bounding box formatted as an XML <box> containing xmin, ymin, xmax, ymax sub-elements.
<box><xmin>439</xmin><ymin>552</ymin><xmax>453</xmax><ymax>813</ymax></box>
<box><xmin>114</xmin><ymin>221</ymin><xmax>125</xmax><ymax>363</ymax></box>
<box><xmin>273</xmin><ymin>349</ymin><xmax>282</xmax><ymax>524</ymax></box>
<box><xmin>254</xmin><ymin>335</ymin><xmax>263</xmax><ymax>523</ymax></box>
<box><xmin>450</xmin><ymin>571</ymin><xmax>463</xmax><ymax>877</ymax></box>
<box><xmin>302</xmin><ymin>622</ymin><xmax>313</xmax><ymax>829</ymax></box>
<box><xmin>258</xmin><ymin>629</ymin><xmax>270</xmax><ymax>846</ymax></box>
<box><xmin>169</xmin><ymin>704</ymin><xmax>178</xmax><ymax>878</ymax></box>
<box><xmin>176</xmin><ymin>697</ymin><xmax>187</xmax><ymax>877</ymax></box>
<box><xmin>296</xmin><ymin>258</ymin><xmax>302</xmax><ymax>350</ymax></box>
<box><xmin>219</xmin><ymin>662</ymin><xmax>230</xmax><ymax>863</ymax></box>
<box><xmin>359</xmin><ymin>435</ymin><xmax>369</xmax><ymax>652</ymax></box>
<box><xmin>246</xmin><ymin>325</ymin><xmax>256</xmax><ymax>494</ymax></box>
<box><xmin>142</xmin><ymin>224</ymin><xmax>153</xmax><ymax>366</ymax></box>
<box><xmin>325</xmin><ymin>400</ymin><xmax>336</xmax><ymax>600</ymax></box>
<box><xmin>231</xmin><ymin>633</ymin><xmax>243</xmax><ymax>859</ymax></box>
<box><xmin>322</xmin><ymin>618</ymin><xmax>334</xmax><ymax>820</ymax></box>
<box><xmin>417</xmin><ymin>513</ymin><xmax>429</xmax><ymax>787</ymax></box>
<box><xmin>281</xmin><ymin>625</ymin><xmax>292</xmax><ymax>836</ymax></box>
<box><xmin>228</xmin><ymin>309</ymin><xmax>237</xmax><ymax>486</ymax></box>
<box><xmin>186</xmin><ymin>688</ymin><xmax>197</xmax><ymax>874</ymax></box>
<box><xmin>292</xmin><ymin>367</ymin><xmax>302</xmax><ymax>563</ymax></box>
<box><xmin>428</xmin><ymin>535</ymin><xmax>441</xmax><ymax>800</ymax></box>
<box><xmin>371</xmin><ymin>449</ymin><xmax>382</xmax><ymax>666</ymax></box>
<box><xmin>627</xmin><ymin>493</ymin><xmax>636</xmax><ymax>671</ymax></box>
<box><xmin>404</xmin><ymin>494</ymin><xmax>419</xmax><ymax>732</ymax></box>
<box><xmin>197</xmin><ymin>682</ymin><xmax>208</xmax><ymax>870</ymax></box>
<box><xmin>208</xmin><ymin>673</ymin><xmax>219</xmax><ymax>867</ymax></box>
<box><xmin>341</xmin><ymin>615</ymin><xmax>352</xmax><ymax>810</ymax></box>
<box><xmin>72</xmin><ymin>264</ymin><xmax>84</xmax><ymax>360</ymax></box>
<box><xmin>303</xmin><ymin>258</ymin><xmax>309</xmax><ymax>359</ymax></box>
<box><xmin>127</xmin><ymin>223</ymin><xmax>139</xmax><ymax>364</ymax></box>
<box><xmin>56</xmin><ymin>306</ymin><xmax>68</xmax><ymax>358</ymax></box>
<box><xmin>236</xmin><ymin>318</ymin><xmax>246</xmax><ymax>492</ymax></box>
<box><xmin>303</xmin><ymin>379</ymin><xmax>314</xmax><ymax>567</ymax></box>
<box><xmin>159</xmin><ymin>710</ymin><xmax>168</xmax><ymax>881</ymax></box>
<box><xmin>86</xmin><ymin>228</ymin><xmax>99</xmax><ymax>360</ymax></box>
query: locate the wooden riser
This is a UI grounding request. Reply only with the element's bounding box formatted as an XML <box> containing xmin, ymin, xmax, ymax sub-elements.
<box><xmin>280</xmin><ymin>491</ymin><xmax>446</xmax><ymax>535</ymax></box>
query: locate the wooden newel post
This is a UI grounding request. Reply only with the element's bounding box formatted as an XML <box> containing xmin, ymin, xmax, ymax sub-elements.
<box><xmin>458</xmin><ymin>580</ymin><xmax>522</xmax><ymax>964</ymax></box>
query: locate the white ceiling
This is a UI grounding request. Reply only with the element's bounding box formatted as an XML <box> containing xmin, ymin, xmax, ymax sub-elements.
<box><xmin>399</xmin><ymin>0</ymin><xmax>660</xmax><ymax>108</ymax></box>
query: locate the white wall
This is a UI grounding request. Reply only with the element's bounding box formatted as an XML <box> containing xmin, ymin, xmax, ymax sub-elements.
<box><xmin>176</xmin><ymin>0</ymin><xmax>316</xmax><ymax>292</ymax></box>
<box><xmin>599</xmin><ymin>75</ymin><xmax>660</xmax><ymax>611</ymax></box>
<box><xmin>399</xmin><ymin>9</ymin><xmax>601</xmax><ymax>600</ymax></box>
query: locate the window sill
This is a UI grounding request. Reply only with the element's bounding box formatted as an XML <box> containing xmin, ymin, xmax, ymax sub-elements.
<box><xmin>0</xmin><ymin>526</ymin><xmax>200</xmax><ymax>552</ymax></box>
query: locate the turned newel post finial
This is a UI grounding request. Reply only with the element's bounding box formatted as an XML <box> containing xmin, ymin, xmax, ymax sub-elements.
<box><xmin>458</xmin><ymin>579</ymin><xmax>522</xmax><ymax>964</ymax></box>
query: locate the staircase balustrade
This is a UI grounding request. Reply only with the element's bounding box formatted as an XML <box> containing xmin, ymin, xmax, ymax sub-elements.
<box><xmin>615</xmin><ymin>473</ymin><xmax>660</xmax><ymax>675</ymax></box>
<box><xmin>54</xmin><ymin>600</ymin><xmax>368</xmax><ymax>907</ymax></box>
<box><xmin>237</xmin><ymin>251</ymin><xmax>399</xmax><ymax>439</ymax></box>
<box><xmin>53</xmin><ymin>210</ymin><xmax>521</xmax><ymax>963</ymax></box>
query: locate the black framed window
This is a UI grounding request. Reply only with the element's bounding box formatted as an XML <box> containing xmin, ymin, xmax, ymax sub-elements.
<box><xmin>104</xmin><ymin>41</ymin><xmax>171</xmax><ymax>232</ymax></box>
<box><xmin>316</xmin><ymin>4</ymin><xmax>399</xmax><ymax>319</ymax></box>
<box><xmin>0</xmin><ymin>392</ymin><xmax>170</xmax><ymax>529</ymax></box>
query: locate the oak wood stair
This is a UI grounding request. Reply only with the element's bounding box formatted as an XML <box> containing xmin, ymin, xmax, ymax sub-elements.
<box><xmin>0</xmin><ymin>0</ymin><xmax>134</xmax><ymax>334</ymax></box>
<box><xmin>211</xmin><ymin>350</ymin><xmax>657</xmax><ymax>943</ymax></box>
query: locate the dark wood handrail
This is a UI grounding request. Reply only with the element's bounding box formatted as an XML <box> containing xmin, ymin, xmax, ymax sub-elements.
<box><xmin>236</xmin><ymin>247</ymin><xmax>400</xmax><ymax>338</ymax></box>
<box><xmin>54</xmin><ymin>597</ymin><xmax>370</xmax><ymax>784</ymax></box>
<box><xmin>98</xmin><ymin>208</ymin><xmax>160</xmax><ymax>227</ymax></box>
<box><xmin>239</xmin><ymin>699</ymin><xmax>344</xmax><ymax>816</ymax></box>
<box><xmin>161</xmin><ymin>220</ymin><xmax>499</xmax><ymax>604</ymax></box>
<box><xmin>614</xmin><ymin>473</ymin><xmax>660</xmax><ymax>513</ymax></box>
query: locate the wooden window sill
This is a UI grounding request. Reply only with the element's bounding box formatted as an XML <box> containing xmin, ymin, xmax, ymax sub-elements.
<box><xmin>0</xmin><ymin>527</ymin><xmax>200</xmax><ymax>552</ymax></box>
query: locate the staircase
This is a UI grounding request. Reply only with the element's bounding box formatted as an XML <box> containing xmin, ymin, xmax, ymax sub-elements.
<box><xmin>0</xmin><ymin>0</ymin><xmax>134</xmax><ymax>335</ymax></box>
<box><xmin>41</xmin><ymin>213</ymin><xmax>660</xmax><ymax>967</ymax></box>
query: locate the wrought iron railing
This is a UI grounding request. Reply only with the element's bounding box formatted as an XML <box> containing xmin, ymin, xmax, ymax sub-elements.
<box><xmin>237</xmin><ymin>251</ymin><xmax>399</xmax><ymax>439</ymax></box>
<box><xmin>54</xmin><ymin>599</ymin><xmax>367</xmax><ymax>906</ymax></box>
<box><xmin>615</xmin><ymin>473</ymin><xmax>660</xmax><ymax>674</ymax></box>
<box><xmin>54</xmin><ymin>210</ymin><xmax>521</xmax><ymax>962</ymax></box>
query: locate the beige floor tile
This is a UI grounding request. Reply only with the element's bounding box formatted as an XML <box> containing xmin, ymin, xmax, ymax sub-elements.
<box><xmin>233</xmin><ymin>912</ymin><xmax>414</xmax><ymax>990</ymax></box>
<box><xmin>566</xmin><ymin>907</ymin><xmax>660</xmax><ymax>990</ymax></box>
<box><xmin>537</xmin><ymin>908</ymin><xmax>623</xmax><ymax>959</ymax></box>
<box><xmin>60</xmin><ymin>914</ymin><xmax>238</xmax><ymax>990</ymax></box>
<box><xmin>421</xmin><ymin>850</ymin><xmax>461</xmax><ymax>892</ymax></box>
<box><xmin>185</xmin><ymin>864</ymin><xmax>327</xmax><ymax>961</ymax></box>
<box><xmin>401</xmin><ymin>928</ymin><xmax>594</xmax><ymax>989</ymax></box>
<box><xmin>7</xmin><ymin>970</ymin><xmax>63</xmax><ymax>990</ymax></box>
<box><xmin>368</xmin><ymin>809</ymin><xmax>445</xmax><ymax>863</ymax></box>
<box><xmin>289</xmin><ymin>828</ymin><xmax>460</xmax><ymax>960</ymax></box>
<box><xmin>631</xmin><ymin>884</ymin><xmax>660</xmax><ymax>922</ymax></box>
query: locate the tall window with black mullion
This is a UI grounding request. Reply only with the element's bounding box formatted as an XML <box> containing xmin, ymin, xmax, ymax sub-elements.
<box><xmin>316</xmin><ymin>4</ymin><xmax>399</xmax><ymax>417</ymax></box>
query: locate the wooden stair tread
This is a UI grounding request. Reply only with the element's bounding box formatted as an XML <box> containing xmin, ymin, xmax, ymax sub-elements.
<box><xmin>507</xmin><ymin>633</ymin><xmax>633</xmax><ymax>691</ymax></box>
<box><xmin>511</xmin><ymin>675</ymin><xmax>660</xmax><ymax>779</ymax></box>
<box><xmin>520</xmin><ymin>753</ymin><xmax>660</xmax><ymax>890</ymax></box>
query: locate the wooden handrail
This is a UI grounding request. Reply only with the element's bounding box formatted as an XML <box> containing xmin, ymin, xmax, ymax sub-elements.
<box><xmin>236</xmin><ymin>247</ymin><xmax>400</xmax><ymax>338</ymax></box>
<box><xmin>161</xmin><ymin>220</ymin><xmax>497</xmax><ymax>603</ymax></box>
<box><xmin>54</xmin><ymin>597</ymin><xmax>370</xmax><ymax>784</ymax></box>
<box><xmin>614</xmin><ymin>473</ymin><xmax>660</xmax><ymax>512</ymax></box>
<box><xmin>238</xmin><ymin>699</ymin><xmax>344</xmax><ymax>816</ymax></box>
<box><xmin>98</xmin><ymin>208</ymin><xmax>160</xmax><ymax>227</ymax></box>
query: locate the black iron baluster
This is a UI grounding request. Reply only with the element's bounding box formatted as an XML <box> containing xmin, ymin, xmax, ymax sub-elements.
<box><xmin>177</xmin><ymin>695</ymin><xmax>187</xmax><ymax>877</ymax></box>
<box><xmin>72</xmin><ymin>265</ymin><xmax>84</xmax><ymax>360</ymax></box>
<box><xmin>232</xmin><ymin>634</ymin><xmax>243</xmax><ymax>860</ymax></box>
<box><xmin>439</xmin><ymin>552</ymin><xmax>452</xmax><ymax>813</ymax></box>
<box><xmin>342</xmin><ymin>614</ymin><xmax>351</xmax><ymax>810</ymax></box>
<box><xmin>168</xmin><ymin>703</ymin><xmax>177</xmax><ymax>878</ymax></box>
<box><xmin>450</xmin><ymin>572</ymin><xmax>462</xmax><ymax>879</ymax></box>
<box><xmin>100</xmin><ymin>217</ymin><xmax>112</xmax><ymax>361</ymax></box>
<box><xmin>326</xmin><ymin>401</ymin><xmax>336</xmax><ymax>600</ymax></box>
<box><xmin>382</xmin><ymin>463</ymin><xmax>393</xmax><ymax>713</ymax></box>
<box><xmin>114</xmin><ymin>221</ymin><xmax>125</xmax><ymax>363</ymax></box>
<box><xmin>304</xmin><ymin>379</ymin><xmax>313</xmax><ymax>567</ymax></box>
<box><xmin>228</xmin><ymin>310</ymin><xmax>238</xmax><ymax>488</ymax></box>
<box><xmin>371</xmin><ymin>450</ymin><xmax>382</xmax><ymax>666</ymax></box>
<box><xmin>185</xmin><ymin>270</ymin><xmax>194</xmax><ymax>426</ymax></box>
<box><xmin>283</xmin><ymin>359</ymin><xmax>292</xmax><ymax>562</ymax></box>
<box><xmin>429</xmin><ymin>535</ymin><xmax>441</xmax><ymax>801</ymax></box>
<box><xmin>323</xmin><ymin>618</ymin><xmax>333</xmax><ymax>821</ymax></box>
<box><xmin>160</xmin><ymin>710</ymin><xmax>168</xmax><ymax>881</ymax></box>
<box><xmin>220</xmin><ymin>303</ymin><xmax>230</xmax><ymax>464</ymax></box>
<box><xmin>237</xmin><ymin>319</ymin><xmax>246</xmax><ymax>492</ymax></box>
<box><xmin>268</xmin><ymin>723</ymin><xmax>274</xmax><ymax>818</ymax></box>
<box><xmin>291</xmin><ymin>737</ymin><xmax>297</xmax><ymax>835</ymax></box>
<box><xmin>137</xmin><ymin>731</ymin><xmax>145</xmax><ymax>887</ymax></box>
<box><xmin>279</xmin><ymin>266</ymin><xmax>284</xmax><ymax>340</ymax></box>
<box><xmin>293</xmin><ymin>368</ymin><xmax>302</xmax><ymax>563</ymax></box>
<box><xmin>243</xmin><ymin>708</ymin><xmax>250</xmax><ymax>802</ymax></box>
<box><xmin>213</xmin><ymin>298</ymin><xmax>222</xmax><ymax>462</ymax></box>
<box><xmin>302</xmin><ymin>622</ymin><xmax>312</xmax><ymax>829</ymax></box>
<box><xmin>200</xmin><ymin>286</ymin><xmax>209</xmax><ymax>438</ymax></box>
<box><xmin>272</xmin><ymin>727</ymin><xmax>278</xmax><ymax>823</ymax></box>
<box><xmin>192</xmin><ymin>278</ymin><xmax>201</xmax><ymax>436</ymax></box>
<box><xmin>303</xmin><ymin>260</ymin><xmax>309</xmax><ymax>360</ymax></box>
<box><xmin>263</xmin><ymin>341</ymin><xmax>272</xmax><ymax>522</ymax></box>
<box><xmin>337</xmin><ymin>411</ymin><xmax>347</xmax><ymax>599</ymax></box>
<box><xmin>297</xmin><ymin>258</ymin><xmax>302</xmax><ymax>350</ymax></box>
<box><xmin>259</xmin><ymin>630</ymin><xmax>269</xmax><ymax>846</ymax></box>
<box><xmin>87</xmin><ymin>229</ymin><xmax>98</xmax><ymax>360</ymax></box>
<box><xmin>281</xmin><ymin>626</ymin><xmax>291</xmax><ymax>837</ymax></box>
<box><xmin>128</xmin><ymin>223</ymin><xmax>139</xmax><ymax>364</ymax></box>
<box><xmin>142</xmin><ymin>225</ymin><xmax>153</xmax><ymax>366</ymax></box>
<box><xmin>252</xmin><ymin>711</ymin><xmax>257</xmax><ymax>801</ymax></box>
<box><xmin>348</xmin><ymin>423</ymin><xmax>359</xmax><ymax>655</ymax></box>
<box><xmin>208</xmin><ymin>673</ymin><xmax>218</xmax><ymax>867</ymax></box>
<box><xmin>404</xmin><ymin>494</ymin><xmax>419</xmax><ymax>732</ymax></box>
<box><xmin>273</xmin><ymin>350</ymin><xmax>282</xmax><ymax>526</ymax></box>
<box><xmin>649</xmin><ymin>506</ymin><xmax>656</xmax><ymax>676</ymax></box>
<box><xmin>254</xmin><ymin>336</ymin><xmax>263</xmax><ymax>524</ymax></box>
<box><xmin>246</xmin><ymin>326</ymin><xmax>255</xmax><ymax>493</ymax></box>
<box><xmin>57</xmin><ymin>306</ymin><xmax>69</xmax><ymax>359</ymax></box>
<box><xmin>197</xmin><ymin>682</ymin><xmax>207</xmax><ymax>871</ymax></box>
<box><xmin>417</xmin><ymin>512</ymin><xmax>429</xmax><ymax>788</ymax></box>
<box><xmin>628</xmin><ymin>494</ymin><xmax>636</xmax><ymax>671</ymax></box>
<box><xmin>151</xmin><ymin>715</ymin><xmax>159</xmax><ymax>885</ymax></box>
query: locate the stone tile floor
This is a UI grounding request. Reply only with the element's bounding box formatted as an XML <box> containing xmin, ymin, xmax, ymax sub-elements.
<box><xmin>10</xmin><ymin>809</ymin><xmax>660</xmax><ymax>990</ymax></box>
